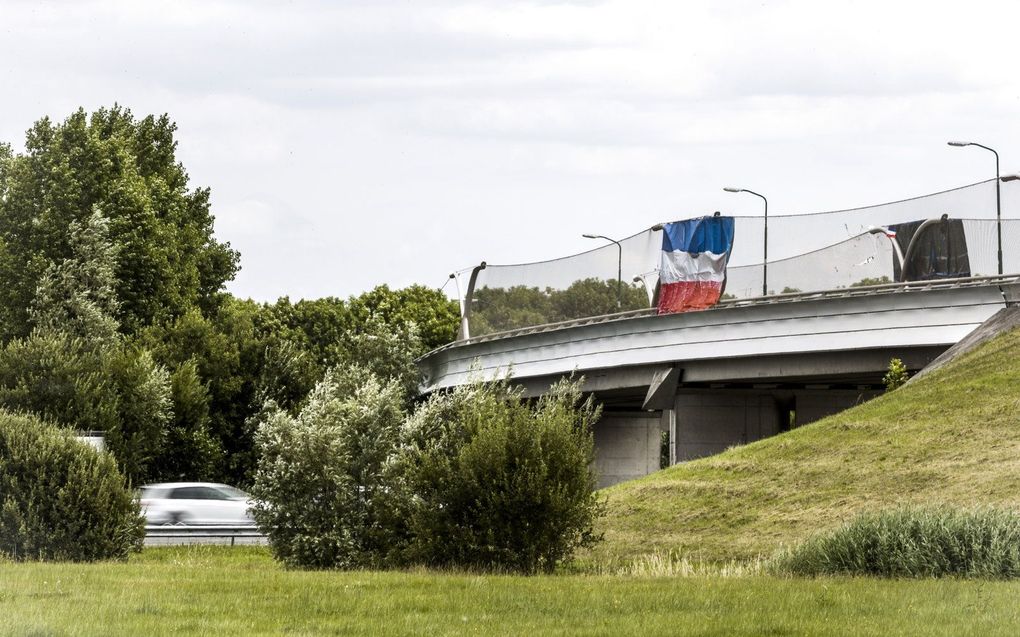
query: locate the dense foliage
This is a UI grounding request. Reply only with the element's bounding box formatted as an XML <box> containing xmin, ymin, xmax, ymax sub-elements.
<box><xmin>250</xmin><ymin>368</ymin><xmax>406</xmax><ymax>569</ymax></box>
<box><xmin>0</xmin><ymin>410</ymin><xmax>144</xmax><ymax>561</ymax></box>
<box><xmin>850</xmin><ymin>275</ymin><xmax>893</xmax><ymax>288</ymax></box>
<box><xmin>0</xmin><ymin>209</ymin><xmax>172</xmax><ymax>483</ymax></box>
<box><xmin>777</xmin><ymin>507</ymin><xmax>1020</xmax><ymax>578</ymax></box>
<box><xmin>397</xmin><ymin>378</ymin><xmax>604</xmax><ymax>573</ymax></box>
<box><xmin>0</xmin><ymin>105</ymin><xmax>239</xmax><ymax>338</ymax></box>
<box><xmin>251</xmin><ymin>374</ymin><xmax>605</xmax><ymax>572</ymax></box>
<box><xmin>0</xmin><ymin>106</ymin><xmax>460</xmax><ymax>486</ymax></box>
<box><xmin>471</xmin><ymin>278</ymin><xmax>648</xmax><ymax>335</ymax></box>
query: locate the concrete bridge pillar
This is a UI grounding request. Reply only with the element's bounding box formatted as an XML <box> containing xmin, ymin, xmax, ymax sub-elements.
<box><xmin>592</xmin><ymin>411</ymin><xmax>669</xmax><ymax>488</ymax></box>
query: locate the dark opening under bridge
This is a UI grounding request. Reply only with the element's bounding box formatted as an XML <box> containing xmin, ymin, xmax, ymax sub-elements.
<box><xmin>419</xmin><ymin>276</ymin><xmax>1020</xmax><ymax>487</ymax></box>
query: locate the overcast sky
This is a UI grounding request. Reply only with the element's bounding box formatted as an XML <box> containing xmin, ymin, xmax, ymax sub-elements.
<box><xmin>3</xmin><ymin>0</ymin><xmax>1020</xmax><ymax>301</ymax></box>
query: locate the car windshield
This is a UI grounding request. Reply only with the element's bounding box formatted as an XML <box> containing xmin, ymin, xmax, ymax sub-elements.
<box><xmin>139</xmin><ymin>486</ymin><xmax>167</xmax><ymax>499</ymax></box>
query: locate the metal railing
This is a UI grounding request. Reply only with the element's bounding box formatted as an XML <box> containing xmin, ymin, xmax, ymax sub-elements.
<box><xmin>424</xmin><ymin>274</ymin><xmax>1020</xmax><ymax>353</ymax></box>
<box><xmin>144</xmin><ymin>524</ymin><xmax>267</xmax><ymax>546</ymax></box>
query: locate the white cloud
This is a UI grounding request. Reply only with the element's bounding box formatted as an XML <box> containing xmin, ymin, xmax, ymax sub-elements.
<box><xmin>3</xmin><ymin>0</ymin><xmax>1020</xmax><ymax>301</ymax></box>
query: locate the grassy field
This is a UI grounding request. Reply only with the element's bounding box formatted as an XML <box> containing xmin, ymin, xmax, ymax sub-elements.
<box><xmin>1</xmin><ymin>546</ymin><xmax>1019</xmax><ymax>636</ymax></box>
<box><xmin>592</xmin><ymin>323</ymin><xmax>1020</xmax><ymax>565</ymax></box>
<box><xmin>6</xmin><ymin>315</ymin><xmax>1020</xmax><ymax>635</ymax></box>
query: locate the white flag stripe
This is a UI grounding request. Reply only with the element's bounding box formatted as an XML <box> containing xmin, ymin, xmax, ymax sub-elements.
<box><xmin>659</xmin><ymin>250</ymin><xmax>728</xmax><ymax>284</ymax></box>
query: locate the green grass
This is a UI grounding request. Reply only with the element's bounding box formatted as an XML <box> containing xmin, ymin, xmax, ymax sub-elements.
<box><xmin>6</xmin><ymin>328</ymin><xmax>1020</xmax><ymax>634</ymax></box>
<box><xmin>2</xmin><ymin>546</ymin><xmax>1020</xmax><ymax>636</ymax></box>
<box><xmin>592</xmin><ymin>325</ymin><xmax>1020</xmax><ymax>566</ymax></box>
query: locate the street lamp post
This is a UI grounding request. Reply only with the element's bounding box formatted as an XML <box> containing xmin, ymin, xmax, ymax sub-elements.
<box><xmin>724</xmin><ymin>187</ymin><xmax>768</xmax><ymax>296</ymax></box>
<box><xmin>583</xmin><ymin>233</ymin><xmax>623</xmax><ymax>309</ymax></box>
<box><xmin>948</xmin><ymin>141</ymin><xmax>1002</xmax><ymax>275</ymax></box>
<box><xmin>867</xmin><ymin>225</ymin><xmax>906</xmax><ymax>274</ymax></box>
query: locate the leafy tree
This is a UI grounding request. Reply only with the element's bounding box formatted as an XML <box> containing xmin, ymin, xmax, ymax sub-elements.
<box><xmin>0</xmin><ymin>207</ymin><xmax>172</xmax><ymax>483</ymax></box>
<box><xmin>471</xmin><ymin>285</ymin><xmax>555</xmax><ymax>335</ymax></box>
<box><xmin>0</xmin><ymin>332</ymin><xmax>117</xmax><ymax>438</ymax></box>
<box><xmin>258</xmin><ymin>297</ymin><xmax>352</xmax><ymax>368</ymax></box>
<box><xmin>30</xmin><ymin>211</ymin><xmax>120</xmax><ymax>341</ymax></box>
<box><xmin>347</xmin><ymin>284</ymin><xmax>459</xmax><ymax>355</ymax></box>
<box><xmin>0</xmin><ymin>332</ymin><xmax>172</xmax><ymax>484</ymax></box>
<box><xmin>851</xmin><ymin>275</ymin><xmax>892</xmax><ymax>288</ymax></box>
<box><xmin>0</xmin><ymin>105</ymin><xmax>239</xmax><ymax>339</ymax></box>
<box><xmin>328</xmin><ymin>315</ymin><xmax>422</xmax><ymax>406</ymax></box>
<box><xmin>550</xmin><ymin>278</ymin><xmax>647</xmax><ymax>321</ymax></box>
<box><xmin>104</xmin><ymin>346</ymin><xmax>172</xmax><ymax>481</ymax></box>
<box><xmin>137</xmin><ymin>300</ymin><xmax>263</xmax><ymax>484</ymax></box>
<box><xmin>471</xmin><ymin>279</ymin><xmax>648</xmax><ymax>336</ymax></box>
<box><xmin>255</xmin><ymin>339</ymin><xmax>321</xmax><ymax>415</ymax></box>
<box><xmin>152</xmin><ymin>360</ymin><xmax>222</xmax><ymax>482</ymax></box>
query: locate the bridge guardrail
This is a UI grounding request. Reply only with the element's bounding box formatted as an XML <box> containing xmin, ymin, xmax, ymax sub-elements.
<box><xmin>429</xmin><ymin>274</ymin><xmax>1020</xmax><ymax>351</ymax></box>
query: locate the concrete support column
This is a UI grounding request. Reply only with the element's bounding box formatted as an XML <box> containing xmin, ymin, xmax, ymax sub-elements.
<box><xmin>592</xmin><ymin>411</ymin><xmax>665</xmax><ymax>488</ymax></box>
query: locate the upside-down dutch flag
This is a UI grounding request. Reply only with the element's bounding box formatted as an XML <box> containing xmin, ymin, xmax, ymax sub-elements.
<box><xmin>657</xmin><ymin>216</ymin><xmax>735</xmax><ymax>314</ymax></box>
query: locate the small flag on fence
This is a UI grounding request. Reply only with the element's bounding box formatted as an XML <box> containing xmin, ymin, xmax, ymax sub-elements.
<box><xmin>658</xmin><ymin>216</ymin><xmax>735</xmax><ymax>314</ymax></box>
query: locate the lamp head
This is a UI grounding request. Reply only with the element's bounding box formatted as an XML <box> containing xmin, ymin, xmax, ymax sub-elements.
<box><xmin>1001</xmin><ymin>174</ymin><xmax>1020</xmax><ymax>183</ymax></box>
<box><xmin>723</xmin><ymin>187</ymin><xmax>743</xmax><ymax>193</ymax></box>
<box><xmin>947</xmin><ymin>141</ymin><xmax>971</xmax><ymax>147</ymax></box>
<box><xmin>582</xmin><ymin>233</ymin><xmax>598</xmax><ymax>239</ymax></box>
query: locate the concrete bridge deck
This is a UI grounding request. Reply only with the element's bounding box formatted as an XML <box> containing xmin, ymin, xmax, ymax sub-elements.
<box><xmin>418</xmin><ymin>275</ymin><xmax>1020</xmax><ymax>486</ymax></box>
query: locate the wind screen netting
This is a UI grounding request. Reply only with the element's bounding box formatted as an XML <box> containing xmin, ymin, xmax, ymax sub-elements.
<box><xmin>461</xmin><ymin>179</ymin><xmax>1020</xmax><ymax>338</ymax></box>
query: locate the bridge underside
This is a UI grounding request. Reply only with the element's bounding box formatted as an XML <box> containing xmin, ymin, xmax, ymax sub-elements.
<box><xmin>515</xmin><ymin>345</ymin><xmax>945</xmax><ymax>488</ymax></box>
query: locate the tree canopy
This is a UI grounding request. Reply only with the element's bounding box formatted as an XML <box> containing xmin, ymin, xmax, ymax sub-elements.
<box><xmin>0</xmin><ymin>105</ymin><xmax>239</xmax><ymax>339</ymax></box>
<box><xmin>0</xmin><ymin>106</ymin><xmax>461</xmax><ymax>486</ymax></box>
<box><xmin>470</xmin><ymin>278</ymin><xmax>648</xmax><ymax>335</ymax></box>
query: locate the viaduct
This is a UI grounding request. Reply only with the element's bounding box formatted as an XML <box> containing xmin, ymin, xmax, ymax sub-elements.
<box><xmin>418</xmin><ymin>276</ymin><xmax>1020</xmax><ymax>487</ymax></box>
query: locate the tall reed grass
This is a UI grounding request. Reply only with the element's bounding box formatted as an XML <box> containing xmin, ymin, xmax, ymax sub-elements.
<box><xmin>776</xmin><ymin>506</ymin><xmax>1020</xmax><ymax>578</ymax></box>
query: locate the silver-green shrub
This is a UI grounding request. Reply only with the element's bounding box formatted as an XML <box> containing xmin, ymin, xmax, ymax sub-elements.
<box><xmin>777</xmin><ymin>506</ymin><xmax>1020</xmax><ymax>578</ymax></box>
<box><xmin>249</xmin><ymin>366</ymin><xmax>405</xmax><ymax>569</ymax></box>
<box><xmin>0</xmin><ymin>410</ymin><xmax>144</xmax><ymax>561</ymax></box>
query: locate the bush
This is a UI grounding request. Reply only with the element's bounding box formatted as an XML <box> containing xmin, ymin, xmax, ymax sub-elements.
<box><xmin>777</xmin><ymin>507</ymin><xmax>1020</xmax><ymax>578</ymax></box>
<box><xmin>0</xmin><ymin>332</ymin><xmax>172</xmax><ymax>483</ymax></box>
<box><xmin>884</xmin><ymin>357</ymin><xmax>909</xmax><ymax>391</ymax></box>
<box><xmin>249</xmin><ymin>366</ymin><xmax>406</xmax><ymax>569</ymax></box>
<box><xmin>398</xmin><ymin>377</ymin><xmax>605</xmax><ymax>573</ymax></box>
<box><xmin>0</xmin><ymin>410</ymin><xmax>144</xmax><ymax>561</ymax></box>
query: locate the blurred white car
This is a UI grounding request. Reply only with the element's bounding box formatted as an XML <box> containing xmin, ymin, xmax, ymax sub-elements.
<box><xmin>139</xmin><ymin>482</ymin><xmax>256</xmax><ymax>526</ymax></box>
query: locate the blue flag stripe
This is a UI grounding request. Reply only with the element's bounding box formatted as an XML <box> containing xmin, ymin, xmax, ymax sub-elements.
<box><xmin>662</xmin><ymin>217</ymin><xmax>735</xmax><ymax>254</ymax></box>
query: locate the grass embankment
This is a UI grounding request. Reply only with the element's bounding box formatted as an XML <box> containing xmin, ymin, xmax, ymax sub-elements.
<box><xmin>594</xmin><ymin>325</ymin><xmax>1020</xmax><ymax>565</ymax></box>
<box><xmin>3</xmin><ymin>546</ymin><xmax>1020</xmax><ymax>636</ymax></box>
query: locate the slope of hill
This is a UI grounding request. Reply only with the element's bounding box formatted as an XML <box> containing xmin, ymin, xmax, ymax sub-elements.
<box><xmin>592</xmin><ymin>323</ymin><xmax>1020</xmax><ymax>565</ymax></box>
